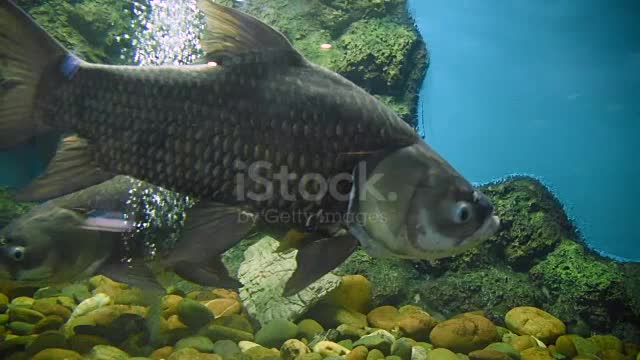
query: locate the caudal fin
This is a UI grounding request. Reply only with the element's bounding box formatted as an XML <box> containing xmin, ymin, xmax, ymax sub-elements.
<box><xmin>0</xmin><ymin>0</ymin><xmax>67</xmax><ymax>148</ymax></box>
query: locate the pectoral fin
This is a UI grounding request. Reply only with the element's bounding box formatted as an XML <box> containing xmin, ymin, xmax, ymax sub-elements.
<box><xmin>284</xmin><ymin>234</ymin><xmax>358</xmax><ymax>296</ymax></box>
<box><xmin>16</xmin><ymin>136</ymin><xmax>113</xmax><ymax>201</ymax></box>
<box><xmin>166</xmin><ymin>202</ymin><xmax>256</xmax><ymax>288</ymax></box>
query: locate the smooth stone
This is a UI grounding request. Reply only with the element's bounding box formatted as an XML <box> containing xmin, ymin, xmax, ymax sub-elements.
<box><xmin>205</xmin><ymin>298</ymin><xmax>242</xmax><ymax>317</ymax></box>
<box><xmin>239</xmin><ymin>341</ymin><xmax>262</xmax><ymax>353</ymax></box>
<box><xmin>244</xmin><ymin>346</ymin><xmax>281</xmax><ymax>360</ymax></box>
<box><xmin>310</xmin><ymin>304</ymin><xmax>368</xmax><ymax>329</ymax></box>
<box><xmin>187</xmin><ymin>290</ymin><xmax>220</xmax><ymax>302</ymax></box>
<box><xmin>411</xmin><ymin>346</ymin><xmax>428</xmax><ymax>360</ymax></box>
<box><xmin>86</xmin><ymin>344</ymin><xmax>129</xmax><ymax>360</ymax></box>
<box><xmin>508</xmin><ymin>336</ymin><xmax>539</xmax><ymax>352</ymax></box>
<box><xmin>8</xmin><ymin>321</ymin><xmax>35</xmax><ymax>335</ymax></box>
<box><xmin>169</xmin><ymin>348</ymin><xmax>221</xmax><ymax>360</ymax></box>
<box><xmin>10</xmin><ymin>297</ymin><xmax>34</xmax><ymax>308</ymax></box>
<box><xmin>297</xmin><ymin>319</ymin><xmax>325</xmax><ymax>340</ymax></box>
<box><xmin>149</xmin><ymin>346</ymin><xmax>174</xmax><ymax>360</ymax></box>
<box><xmin>212</xmin><ymin>314</ymin><xmax>254</xmax><ymax>333</ymax></box>
<box><xmin>25</xmin><ymin>330</ymin><xmax>67</xmax><ymax>355</ymax></box>
<box><xmin>327</xmin><ymin>275</ymin><xmax>373</xmax><ymax>314</ymax></box>
<box><xmin>0</xmin><ymin>292</ymin><xmax>8</xmax><ymax>306</ymax></box>
<box><xmin>588</xmin><ymin>335</ymin><xmax>623</xmax><ymax>352</ymax></box>
<box><xmin>520</xmin><ymin>348</ymin><xmax>553</xmax><ymax>360</ymax></box>
<box><xmin>162</xmin><ymin>295</ymin><xmax>183</xmax><ymax>318</ymax></box>
<box><xmin>175</xmin><ymin>336</ymin><xmax>215</xmax><ymax>353</ymax></box>
<box><xmin>397</xmin><ymin>306</ymin><xmax>437</xmax><ymax>341</ymax></box>
<box><xmin>387</xmin><ymin>356</ymin><xmax>403</xmax><ymax>360</ymax></box>
<box><xmin>61</xmin><ymin>284</ymin><xmax>92</xmax><ymax>303</ymax></box>
<box><xmin>177</xmin><ymin>298</ymin><xmax>214</xmax><ymax>330</ymax></box>
<box><xmin>484</xmin><ymin>343</ymin><xmax>521</xmax><ymax>360</ymax></box>
<box><xmin>281</xmin><ymin>338</ymin><xmax>310</xmax><ymax>360</ymax></box>
<box><xmin>367</xmin><ymin>306</ymin><xmax>399</xmax><ymax>330</ymax></box>
<box><xmin>426</xmin><ymin>348</ymin><xmax>458</xmax><ymax>360</ymax></box>
<box><xmin>353</xmin><ymin>329</ymin><xmax>395</xmax><ymax>353</ymax></box>
<box><xmin>70</xmin><ymin>293</ymin><xmax>112</xmax><ymax>319</ymax></box>
<box><xmin>213</xmin><ymin>339</ymin><xmax>242</xmax><ymax>357</ymax></box>
<box><xmin>391</xmin><ymin>338</ymin><xmax>416</xmax><ymax>360</ymax></box>
<box><xmin>505</xmin><ymin>308</ymin><xmax>566</xmax><ymax>344</ymax></box>
<box><xmin>298</xmin><ymin>353</ymin><xmax>323</xmax><ymax>360</ymax></box>
<box><xmin>313</xmin><ymin>340</ymin><xmax>351</xmax><ymax>357</ymax></box>
<box><xmin>469</xmin><ymin>350</ymin><xmax>512</xmax><ymax>360</ymax></box>
<box><xmin>339</xmin><ymin>339</ymin><xmax>354</xmax><ymax>350</ymax></box>
<box><xmin>203</xmin><ymin>325</ymin><xmax>254</xmax><ymax>343</ymax></box>
<box><xmin>338</xmin><ymin>324</ymin><xmax>367</xmax><ymax>340</ymax></box>
<box><xmin>429</xmin><ymin>315</ymin><xmax>498</xmax><ymax>354</ymax></box>
<box><xmin>368</xmin><ymin>349</ymin><xmax>386</xmax><ymax>360</ymax></box>
<box><xmin>255</xmin><ymin>319</ymin><xmax>298</xmax><ymax>348</ymax></box>
<box><xmin>0</xmin><ymin>334</ymin><xmax>37</xmax><ymax>353</ymax></box>
<box><xmin>68</xmin><ymin>334</ymin><xmax>110</xmax><ymax>354</ymax></box>
<box><xmin>9</xmin><ymin>307</ymin><xmax>45</xmax><ymax>324</ymax></box>
<box><xmin>0</xmin><ymin>313</ymin><xmax>9</xmax><ymax>325</ymax></box>
<box><xmin>33</xmin><ymin>315</ymin><xmax>65</xmax><ymax>333</ymax></box>
<box><xmin>346</xmin><ymin>346</ymin><xmax>369</xmax><ymax>360</ymax></box>
<box><xmin>414</xmin><ymin>342</ymin><xmax>433</xmax><ymax>351</ymax></box>
<box><xmin>32</xmin><ymin>348</ymin><xmax>82</xmax><ymax>360</ymax></box>
<box><xmin>32</xmin><ymin>301</ymin><xmax>72</xmax><ymax>320</ymax></box>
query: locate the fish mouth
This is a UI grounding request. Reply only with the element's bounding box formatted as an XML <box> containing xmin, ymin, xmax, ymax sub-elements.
<box><xmin>469</xmin><ymin>214</ymin><xmax>501</xmax><ymax>242</ymax></box>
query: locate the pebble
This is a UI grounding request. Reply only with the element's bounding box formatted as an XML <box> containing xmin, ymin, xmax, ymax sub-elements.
<box><xmin>86</xmin><ymin>345</ymin><xmax>130</xmax><ymax>360</ymax></box>
<box><xmin>9</xmin><ymin>306</ymin><xmax>45</xmax><ymax>324</ymax></box>
<box><xmin>32</xmin><ymin>348</ymin><xmax>82</xmax><ymax>360</ymax></box>
<box><xmin>25</xmin><ymin>330</ymin><xmax>68</xmax><ymax>356</ymax></box>
<box><xmin>0</xmin><ymin>292</ymin><xmax>8</xmax><ymax>306</ymax></box>
<box><xmin>68</xmin><ymin>334</ymin><xmax>110</xmax><ymax>354</ymax></box>
<box><xmin>10</xmin><ymin>297</ymin><xmax>35</xmax><ymax>308</ymax></box>
<box><xmin>33</xmin><ymin>315</ymin><xmax>65</xmax><ymax>333</ymax></box>
<box><xmin>281</xmin><ymin>338</ymin><xmax>310</xmax><ymax>360</ymax></box>
<box><xmin>177</xmin><ymin>298</ymin><xmax>214</xmax><ymax>330</ymax></box>
<box><xmin>313</xmin><ymin>340</ymin><xmax>351</xmax><ymax>357</ymax></box>
<box><xmin>31</xmin><ymin>302</ymin><xmax>72</xmax><ymax>320</ymax></box>
<box><xmin>353</xmin><ymin>329</ymin><xmax>396</xmax><ymax>354</ymax></box>
<box><xmin>589</xmin><ymin>335</ymin><xmax>623</xmax><ymax>352</ymax></box>
<box><xmin>520</xmin><ymin>348</ymin><xmax>553</xmax><ymax>360</ymax></box>
<box><xmin>255</xmin><ymin>319</ymin><xmax>298</xmax><ymax>348</ymax></box>
<box><xmin>239</xmin><ymin>341</ymin><xmax>262</xmax><ymax>352</ymax></box>
<box><xmin>391</xmin><ymin>337</ymin><xmax>416</xmax><ymax>360</ymax></box>
<box><xmin>244</xmin><ymin>346</ymin><xmax>281</xmax><ymax>360</ymax></box>
<box><xmin>346</xmin><ymin>346</ymin><xmax>369</xmax><ymax>360</ymax></box>
<box><xmin>70</xmin><ymin>293</ymin><xmax>111</xmax><ymax>319</ymax></box>
<box><xmin>505</xmin><ymin>307</ymin><xmax>566</xmax><ymax>344</ymax></box>
<box><xmin>169</xmin><ymin>348</ymin><xmax>221</xmax><ymax>360</ymax></box>
<box><xmin>204</xmin><ymin>324</ymin><xmax>254</xmax><ymax>342</ymax></box>
<box><xmin>411</xmin><ymin>346</ymin><xmax>428</xmax><ymax>360</ymax></box>
<box><xmin>508</xmin><ymin>336</ymin><xmax>539</xmax><ymax>352</ymax></box>
<box><xmin>299</xmin><ymin>353</ymin><xmax>323</xmax><ymax>360</ymax></box>
<box><xmin>213</xmin><ymin>339</ymin><xmax>242</xmax><ymax>357</ymax></box>
<box><xmin>484</xmin><ymin>343</ymin><xmax>521</xmax><ymax>360</ymax></box>
<box><xmin>162</xmin><ymin>295</ymin><xmax>184</xmax><ymax>318</ymax></box>
<box><xmin>367</xmin><ymin>306</ymin><xmax>399</xmax><ymax>330</ymax></box>
<box><xmin>204</xmin><ymin>298</ymin><xmax>242</xmax><ymax>317</ymax></box>
<box><xmin>327</xmin><ymin>275</ymin><xmax>373</xmax><ymax>314</ymax></box>
<box><xmin>429</xmin><ymin>315</ymin><xmax>498</xmax><ymax>354</ymax></box>
<box><xmin>8</xmin><ymin>321</ymin><xmax>35</xmax><ymax>335</ymax></box>
<box><xmin>175</xmin><ymin>336</ymin><xmax>216</xmax><ymax>353</ymax></box>
<box><xmin>426</xmin><ymin>348</ymin><xmax>458</xmax><ymax>360</ymax></box>
<box><xmin>149</xmin><ymin>346</ymin><xmax>174</xmax><ymax>360</ymax></box>
<box><xmin>469</xmin><ymin>349</ymin><xmax>513</xmax><ymax>360</ymax></box>
<box><xmin>297</xmin><ymin>319</ymin><xmax>325</xmax><ymax>340</ymax></box>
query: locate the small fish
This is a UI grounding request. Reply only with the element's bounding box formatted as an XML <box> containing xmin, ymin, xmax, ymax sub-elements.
<box><xmin>0</xmin><ymin>0</ymin><xmax>499</xmax><ymax>295</ymax></box>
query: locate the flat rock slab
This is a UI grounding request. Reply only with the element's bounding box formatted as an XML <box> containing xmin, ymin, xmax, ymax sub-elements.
<box><xmin>238</xmin><ymin>236</ymin><xmax>341</xmax><ymax>326</ymax></box>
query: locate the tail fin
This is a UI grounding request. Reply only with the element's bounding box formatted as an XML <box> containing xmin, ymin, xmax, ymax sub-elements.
<box><xmin>0</xmin><ymin>0</ymin><xmax>67</xmax><ymax>148</ymax></box>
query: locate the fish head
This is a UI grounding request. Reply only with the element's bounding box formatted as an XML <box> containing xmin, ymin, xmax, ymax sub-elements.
<box><xmin>347</xmin><ymin>141</ymin><xmax>500</xmax><ymax>260</ymax></box>
<box><xmin>0</xmin><ymin>206</ymin><xmax>112</xmax><ymax>286</ymax></box>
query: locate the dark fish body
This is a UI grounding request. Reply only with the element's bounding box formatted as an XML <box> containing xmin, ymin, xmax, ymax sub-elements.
<box><xmin>39</xmin><ymin>60</ymin><xmax>418</xmax><ymax>225</ymax></box>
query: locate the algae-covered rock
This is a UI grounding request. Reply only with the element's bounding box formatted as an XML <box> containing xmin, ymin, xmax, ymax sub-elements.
<box><xmin>469</xmin><ymin>350</ymin><xmax>512</xmax><ymax>360</ymax></box>
<box><xmin>255</xmin><ymin>318</ymin><xmax>298</xmax><ymax>349</ymax></box>
<box><xmin>313</xmin><ymin>340</ymin><xmax>351</xmax><ymax>357</ymax></box>
<box><xmin>327</xmin><ymin>275</ymin><xmax>372</xmax><ymax>314</ymax></box>
<box><xmin>429</xmin><ymin>315</ymin><xmax>498</xmax><ymax>354</ymax></box>
<box><xmin>175</xmin><ymin>336</ymin><xmax>216</xmax><ymax>353</ymax></box>
<box><xmin>281</xmin><ymin>339</ymin><xmax>310</xmax><ymax>360</ymax></box>
<box><xmin>31</xmin><ymin>348</ymin><xmax>82</xmax><ymax>360</ymax></box>
<box><xmin>519</xmin><ymin>348</ymin><xmax>553</xmax><ymax>360</ymax></box>
<box><xmin>297</xmin><ymin>319</ymin><xmax>325</xmax><ymax>340</ymax></box>
<box><xmin>353</xmin><ymin>330</ymin><xmax>395</xmax><ymax>354</ymax></box>
<box><xmin>426</xmin><ymin>348</ymin><xmax>458</xmax><ymax>360</ymax></box>
<box><xmin>86</xmin><ymin>344</ymin><xmax>129</xmax><ymax>360</ymax></box>
<box><xmin>177</xmin><ymin>298</ymin><xmax>214</xmax><ymax>330</ymax></box>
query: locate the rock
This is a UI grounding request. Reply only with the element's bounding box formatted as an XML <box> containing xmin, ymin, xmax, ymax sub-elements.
<box><xmin>212</xmin><ymin>314</ymin><xmax>254</xmax><ymax>334</ymax></box>
<box><xmin>0</xmin><ymin>313</ymin><xmax>8</xmax><ymax>325</ymax></box>
<box><xmin>32</xmin><ymin>348</ymin><xmax>82</xmax><ymax>360</ymax></box>
<box><xmin>0</xmin><ymin>293</ymin><xmax>8</xmax><ymax>307</ymax></box>
<box><xmin>391</xmin><ymin>338</ymin><xmax>415</xmax><ymax>360</ymax></box>
<box><xmin>387</xmin><ymin>356</ymin><xmax>403</xmax><ymax>360</ymax></box>
<box><xmin>338</xmin><ymin>324</ymin><xmax>367</xmax><ymax>340</ymax></box>
<box><xmin>205</xmin><ymin>298</ymin><xmax>242</xmax><ymax>318</ymax></box>
<box><xmin>25</xmin><ymin>330</ymin><xmax>67</xmax><ymax>356</ymax></box>
<box><xmin>368</xmin><ymin>349</ymin><xmax>386</xmax><ymax>360</ymax></box>
<box><xmin>553</xmin><ymin>335</ymin><xmax>600</xmax><ymax>358</ymax></box>
<box><xmin>68</xmin><ymin>334</ymin><xmax>110</xmax><ymax>354</ymax></box>
<box><xmin>508</xmin><ymin>336</ymin><xmax>538</xmax><ymax>352</ymax></box>
<box><xmin>213</xmin><ymin>339</ymin><xmax>242</xmax><ymax>357</ymax></box>
<box><xmin>367</xmin><ymin>306</ymin><xmax>399</xmax><ymax>330</ymax></box>
<box><xmin>346</xmin><ymin>346</ymin><xmax>369</xmax><ymax>360</ymax></box>
<box><xmin>70</xmin><ymin>293</ymin><xmax>111</xmax><ymax>319</ymax></box>
<box><xmin>281</xmin><ymin>339</ymin><xmax>310</xmax><ymax>360</ymax></box>
<box><xmin>520</xmin><ymin>348</ymin><xmax>553</xmax><ymax>360</ymax></box>
<box><xmin>429</xmin><ymin>315</ymin><xmax>498</xmax><ymax>354</ymax></box>
<box><xmin>31</xmin><ymin>302</ymin><xmax>71</xmax><ymax>320</ymax></box>
<box><xmin>255</xmin><ymin>319</ymin><xmax>298</xmax><ymax>348</ymax></box>
<box><xmin>169</xmin><ymin>348</ymin><xmax>221</xmax><ymax>360</ymax></box>
<box><xmin>149</xmin><ymin>346</ymin><xmax>174</xmax><ymax>360</ymax></box>
<box><xmin>8</xmin><ymin>321</ymin><xmax>35</xmax><ymax>335</ymax></box>
<box><xmin>313</xmin><ymin>340</ymin><xmax>351</xmax><ymax>357</ymax></box>
<box><xmin>10</xmin><ymin>297</ymin><xmax>34</xmax><ymax>308</ymax></box>
<box><xmin>484</xmin><ymin>343</ymin><xmax>521</xmax><ymax>360</ymax></box>
<box><xmin>33</xmin><ymin>315</ymin><xmax>65</xmax><ymax>333</ymax></box>
<box><xmin>86</xmin><ymin>345</ymin><xmax>129</xmax><ymax>360</ymax></box>
<box><xmin>327</xmin><ymin>275</ymin><xmax>373</xmax><ymax>314</ymax></box>
<box><xmin>426</xmin><ymin>348</ymin><xmax>458</xmax><ymax>360</ymax></box>
<box><xmin>244</xmin><ymin>346</ymin><xmax>281</xmax><ymax>360</ymax></box>
<box><xmin>162</xmin><ymin>295</ymin><xmax>183</xmax><ymax>318</ymax></box>
<box><xmin>239</xmin><ymin>341</ymin><xmax>262</xmax><ymax>353</ymax></box>
<box><xmin>89</xmin><ymin>275</ymin><xmax>128</xmax><ymax>297</ymax></box>
<box><xmin>238</xmin><ymin>236</ymin><xmax>341</xmax><ymax>325</ymax></box>
<box><xmin>9</xmin><ymin>307</ymin><xmax>45</xmax><ymax>324</ymax></box>
<box><xmin>299</xmin><ymin>353</ymin><xmax>323</xmax><ymax>360</ymax></box>
<box><xmin>505</xmin><ymin>307</ymin><xmax>566</xmax><ymax>344</ymax></box>
<box><xmin>176</xmin><ymin>336</ymin><xmax>216</xmax><ymax>353</ymax></box>
<box><xmin>353</xmin><ymin>330</ymin><xmax>395</xmax><ymax>353</ymax></box>
<box><xmin>177</xmin><ymin>298</ymin><xmax>214</xmax><ymax>330</ymax></box>
<box><xmin>311</xmin><ymin>304</ymin><xmax>368</xmax><ymax>329</ymax></box>
<box><xmin>411</xmin><ymin>346</ymin><xmax>428</xmax><ymax>360</ymax></box>
<box><xmin>469</xmin><ymin>350</ymin><xmax>512</xmax><ymax>360</ymax></box>
<box><xmin>339</xmin><ymin>339</ymin><xmax>354</xmax><ymax>350</ymax></box>
<box><xmin>397</xmin><ymin>306</ymin><xmax>437</xmax><ymax>341</ymax></box>
<box><xmin>589</xmin><ymin>335</ymin><xmax>623</xmax><ymax>352</ymax></box>
<box><xmin>297</xmin><ymin>319</ymin><xmax>325</xmax><ymax>340</ymax></box>
<box><xmin>203</xmin><ymin>325</ymin><xmax>254</xmax><ymax>343</ymax></box>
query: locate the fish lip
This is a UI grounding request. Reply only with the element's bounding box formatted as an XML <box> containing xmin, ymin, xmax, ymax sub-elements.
<box><xmin>471</xmin><ymin>214</ymin><xmax>501</xmax><ymax>241</ymax></box>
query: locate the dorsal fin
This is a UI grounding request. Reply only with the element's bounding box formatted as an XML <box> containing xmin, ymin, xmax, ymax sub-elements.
<box><xmin>195</xmin><ymin>0</ymin><xmax>304</xmax><ymax>66</ymax></box>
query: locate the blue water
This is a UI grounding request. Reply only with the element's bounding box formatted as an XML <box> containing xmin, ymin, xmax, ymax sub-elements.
<box><xmin>409</xmin><ymin>0</ymin><xmax>640</xmax><ymax>260</ymax></box>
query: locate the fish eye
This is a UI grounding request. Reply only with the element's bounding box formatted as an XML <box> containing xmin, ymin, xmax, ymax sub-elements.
<box><xmin>452</xmin><ymin>201</ymin><xmax>473</xmax><ymax>224</ymax></box>
<box><xmin>9</xmin><ymin>246</ymin><xmax>25</xmax><ymax>262</ymax></box>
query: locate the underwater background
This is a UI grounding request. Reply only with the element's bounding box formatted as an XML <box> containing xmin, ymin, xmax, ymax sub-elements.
<box><xmin>0</xmin><ymin>0</ymin><xmax>640</xmax><ymax>359</ymax></box>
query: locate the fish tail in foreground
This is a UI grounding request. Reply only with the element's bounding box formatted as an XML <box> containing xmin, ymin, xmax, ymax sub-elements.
<box><xmin>0</xmin><ymin>0</ymin><xmax>66</xmax><ymax>148</ymax></box>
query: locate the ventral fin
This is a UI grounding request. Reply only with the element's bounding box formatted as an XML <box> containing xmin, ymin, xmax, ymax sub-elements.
<box><xmin>166</xmin><ymin>202</ymin><xmax>256</xmax><ymax>288</ymax></box>
<box><xmin>284</xmin><ymin>234</ymin><xmax>358</xmax><ymax>297</ymax></box>
<box><xmin>16</xmin><ymin>136</ymin><xmax>113</xmax><ymax>202</ymax></box>
<box><xmin>195</xmin><ymin>0</ymin><xmax>304</xmax><ymax>66</ymax></box>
